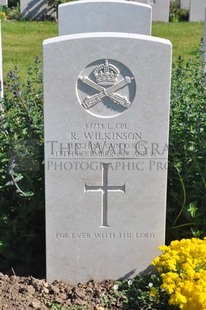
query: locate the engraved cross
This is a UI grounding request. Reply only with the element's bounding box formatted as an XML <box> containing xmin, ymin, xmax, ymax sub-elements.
<box><xmin>84</xmin><ymin>163</ymin><xmax>126</xmax><ymax>228</ymax></box>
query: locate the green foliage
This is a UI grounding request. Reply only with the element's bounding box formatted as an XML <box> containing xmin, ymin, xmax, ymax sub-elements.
<box><xmin>0</xmin><ymin>57</ymin><xmax>44</xmax><ymax>274</ymax></box>
<box><xmin>115</xmin><ymin>273</ymin><xmax>176</xmax><ymax>309</ymax></box>
<box><xmin>169</xmin><ymin>1</ymin><xmax>189</xmax><ymax>22</ymax></box>
<box><xmin>47</xmin><ymin>0</ymin><xmax>70</xmax><ymax>8</ymax></box>
<box><xmin>167</xmin><ymin>55</ymin><xmax>206</xmax><ymax>242</ymax></box>
<box><xmin>8</xmin><ymin>0</ymin><xmax>20</xmax><ymax>7</ymax></box>
<box><xmin>2</xmin><ymin>5</ymin><xmax>22</xmax><ymax>21</ymax></box>
<box><xmin>48</xmin><ymin>305</ymin><xmax>66</xmax><ymax>310</ymax></box>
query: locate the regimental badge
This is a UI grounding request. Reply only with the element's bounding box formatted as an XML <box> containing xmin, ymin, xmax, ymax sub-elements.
<box><xmin>77</xmin><ymin>59</ymin><xmax>136</xmax><ymax>118</ymax></box>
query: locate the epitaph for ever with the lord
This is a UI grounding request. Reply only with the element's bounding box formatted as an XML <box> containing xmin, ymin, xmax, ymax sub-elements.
<box><xmin>44</xmin><ymin>33</ymin><xmax>172</xmax><ymax>284</ymax></box>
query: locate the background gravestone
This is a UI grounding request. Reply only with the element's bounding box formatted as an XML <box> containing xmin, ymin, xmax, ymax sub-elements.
<box><xmin>189</xmin><ymin>0</ymin><xmax>206</xmax><ymax>22</ymax></box>
<box><xmin>44</xmin><ymin>32</ymin><xmax>172</xmax><ymax>284</ymax></box>
<box><xmin>151</xmin><ymin>0</ymin><xmax>170</xmax><ymax>22</ymax></box>
<box><xmin>180</xmin><ymin>0</ymin><xmax>190</xmax><ymax>10</ymax></box>
<box><xmin>128</xmin><ymin>0</ymin><xmax>170</xmax><ymax>22</ymax></box>
<box><xmin>203</xmin><ymin>7</ymin><xmax>206</xmax><ymax>74</ymax></box>
<box><xmin>58</xmin><ymin>0</ymin><xmax>152</xmax><ymax>36</ymax></box>
<box><xmin>0</xmin><ymin>0</ymin><xmax>8</xmax><ymax>5</ymax></box>
<box><xmin>20</xmin><ymin>0</ymin><xmax>48</xmax><ymax>20</ymax></box>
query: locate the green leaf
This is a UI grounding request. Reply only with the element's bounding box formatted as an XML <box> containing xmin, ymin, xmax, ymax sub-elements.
<box><xmin>187</xmin><ymin>202</ymin><xmax>198</xmax><ymax>218</ymax></box>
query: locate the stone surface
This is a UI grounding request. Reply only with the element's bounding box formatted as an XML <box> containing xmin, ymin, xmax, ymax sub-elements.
<box><xmin>44</xmin><ymin>32</ymin><xmax>171</xmax><ymax>284</ymax></box>
<box><xmin>180</xmin><ymin>0</ymin><xmax>190</xmax><ymax>10</ymax></box>
<box><xmin>203</xmin><ymin>7</ymin><xmax>206</xmax><ymax>74</ymax></box>
<box><xmin>150</xmin><ymin>0</ymin><xmax>170</xmax><ymax>22</ymax></box>
<box><xmin>0</xmin><ymin>0</ymin><xmax>8</xmax><ymax>5</ymax></box>
<box><xmin>58</xmin><ymin>0</ymin><xmax>152</xmax><ymax>36</ymax></box>
<box><xmin>189</xmin><ymin>0</ymin><xmax>206</xmax><ymax>22</ymax></box>
<box><xmin>130</xmin><ymin>0</ymin><xmax>148</xmax><ymax>4</ymax></box>
<box><xmin>128</xmin><ymin>0</ymin><xmax>170</xmax><ymax>22</ymax></box>
<box><xmin>20</xmin><ymin>0</ymin><xmax>48</xmax><ymax>20</ymax></box>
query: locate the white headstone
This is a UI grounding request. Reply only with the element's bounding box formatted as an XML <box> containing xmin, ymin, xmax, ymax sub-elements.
<box><xmin>203</xmin><ymin>7</ymin><xmax>206</xmax><ymax>74</ymax></box>
<box><xmin>130</xmin><ymin>0</ymin><xmax>149</xmax><ymax>3</ymax></box>
<box><xmin>58</xmin><ymin>0</ymin><xmax>152</xmax><ymax>36</ymax></box>
<box><xmin>127</xmin><ymin>0</ymin><xmax>147</xmax><ymax>5</ymax></box>
<box><xmin>128</xmin><ymin>0</ymin><xmax>170</xmax><ymax>22</ymax></box>
<box><xmin>20</xmin><ymin>0</ymin><xmax>47</xmax><ymax>20</ymax></box>
<box><xmin>44</xmin><ymin>32</ymin><xmax>172</xmax><ymax>284</ymax></box>
<box><xmin>151</xmin><ymin>0</ymin><xmax>170</xmax><ymax>22</ymax></box>
<box><xmin>0</xmin><ymin>0</ymin><xmax>8</xmax><ymax>5</ymax></box>
<box><xmin>189</xmin><ymin>0</ymin><xmax>206</xmax><ymax>22</ymax></box>
<box><xmin>180</xmin><ymin>0</ymin><xmax>190</xmax><ymax>10</ymax></box>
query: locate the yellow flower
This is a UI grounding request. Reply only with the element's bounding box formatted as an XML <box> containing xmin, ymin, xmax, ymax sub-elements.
<box><xmin>150</xmin><ymin>287</ymin><xmax>158</xmax><ymax>297</ymax></box>
<box><xmin>151</xmin><ymin>237</ymin><xmax>206</xmax><ymax>310</ymax></box>
<box><xmin>0</xmin><ymin>12</ymin><xmax>6</xmax><ymax>20</ymax></box>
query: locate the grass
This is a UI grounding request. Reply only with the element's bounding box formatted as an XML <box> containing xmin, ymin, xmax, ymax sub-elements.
<box><xmin>1</xmin><ymin>20</ymin><xmax>204</xmax><ymax>78</ymax></box>
<box><xmin>152</xmin><ymin>22</ymin><xmax>204</xmax><ymax>61</ymax></box>
<box><xmin>2</xmin><ymin>20</ymin><xmax>57</xmax><ymax>78</ymax></box>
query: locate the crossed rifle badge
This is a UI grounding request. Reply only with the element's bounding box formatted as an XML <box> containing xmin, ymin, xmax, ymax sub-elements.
<box><xmin>79</xmin><ymin>75</ymin><xmax>134</xmax><ymax>110</ymax></box>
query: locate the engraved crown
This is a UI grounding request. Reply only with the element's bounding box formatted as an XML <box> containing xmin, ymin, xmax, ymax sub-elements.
<box><xmin>94</xmin><ymin>60</ymin><xmax>120</xmax><ymax>85</ymax></box>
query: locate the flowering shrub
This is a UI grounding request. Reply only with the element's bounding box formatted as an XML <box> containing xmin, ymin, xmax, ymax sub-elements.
<box><xmin>168</xmin><ymin>56</ymin><xmax>206</xmax><ymax>242</ymax></box>
<box><xmin>152</xmin><ymin>238</ymin><xmax>206</xmax><ymax>310</ymax></box>
<box><xmin>111</xmin><ymin>272</ymin><xmax>175</xmax><ymax>309</ymax></box>
<box><xmin>0</xmin><ymin>11</ymin><xmax>6</xmax><ymax>20</ymax></box>
<box><xmin>0</xmin><ymin>58</ymin><xmax>44</xmax><ymax>274</ymax></box>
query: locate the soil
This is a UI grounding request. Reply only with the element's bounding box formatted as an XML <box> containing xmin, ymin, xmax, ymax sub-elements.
<box><xmin>0</xmin><ymin>273</ymin><xmax>124</xmax><ymax>310</ymax></box>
